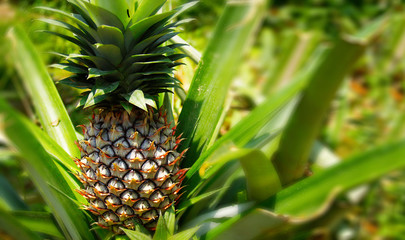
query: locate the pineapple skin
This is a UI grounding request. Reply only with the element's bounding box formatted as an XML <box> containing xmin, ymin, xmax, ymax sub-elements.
<box><xmin>75</xmin><ymin>109</ymin><xmax>186</xmax><ymax>232</ymax></box>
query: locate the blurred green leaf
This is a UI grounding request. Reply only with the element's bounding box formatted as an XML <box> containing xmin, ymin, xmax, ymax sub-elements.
<box><xmin>170</xmin><ymin>35</ymin><xmax>201</xmax><ymax>64</ymax></box>
<box><xmin>239</xmin><ymin>149</ymin><xmax>281</xmax><ymax>202</ymax></box>
<box><xmin>153</xmin><ymin>213</ymin><xmax>169</xmax><ymax>240</ymax></box>
<box><xmin>164</xmin><ymin>206</ymin><xmax>176</xmax><ymax>236</ymax></box>
<box><xmin>0</xmin><ymin>208</ymin><xmax>42</xmax><ymax>240</ymax></box>
<box><xmin>7</xmin><ymin>26</ymin><xmax>79</xmax><ymax>158</ymax></box>
<box><xmin>275</xmin><ymin>140</ymin><xmax>405</xmax><ymax>217</ymax></box>
<box><xmin>182</xmin><ymin>48</ymin><xmax>323</xmax><ymax>198</ymax></box>
<box><xmin>122</xmin><ymin>228</ymin><xmax>152</xmax><ymax>240</ymax></box>
<box><xmin>13</xmin><ymin>211</ymin><xmax>64</xmax><ymax>239</ymax></box>
<box><xmin>177</xmin><ymin>188</ymin><xmax>223</xmax><ymax>212</ymax></box>
<box><xmin>168</xmin><ymin>226</ymin><xmax>200</xmax><ymax>240</ymax></box>
<box><xmin>21</xmin><ymin>111</ymin><xmax>79</xmax><ymax>172</ymax></box>
<box><xmin>0</xmin><ymin>175</ymin><xmax>28</xmax><ymax>211</ymax></box>
<box><xmin>0</xmin><ymin>98</ymin><xmax>95</xmax><ymax>240</ymax></box>
<box><xmin>273</xmin><ymin>35</ymin><xmax>372</xmax><ymax>185</ymax></box>
<box><xmin>205</xmin><ymin>209</ymin><xmax>286</xmax><ymax>240</ymax></box>
<box><xmin>183</xmin><ymin>203</ymin><xmax>253</xmax><ymax>235</ymax></box>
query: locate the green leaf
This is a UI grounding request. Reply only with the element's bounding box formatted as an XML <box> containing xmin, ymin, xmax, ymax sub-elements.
<box><xmin>97</xmin><ymin>25</ymin><xmax>125</xmax><ymax>50</ymax></box>
<box><xmin>40</xmin><ymin>30</ymin><xmax>94</xmax><ymax>55</ymax></box>
<box><xmin>81</xmin><ymin>1</ymin><xmax>125</xmax><ymax>30</ymax></box>
<box><xmin>123</xmin><ymin>90</ymin><xmax>147</xmax><ymax>111</ymax></box>
<box><xmin>59</xmin><ymin>77</ymin><xmax>92</xmax><ymax>89</ymax></box>
<box><xmin>168</xmin><ymin>226</ymin><xmax>200</xmax><ymax>240</ymax></box>
<box><xmin>125</xmin><ymin>12</ymin><xmax>173</xmax><ymax>51</ymax></box>
<box><xmin>170</xmin><ymin>1</ymin><xmax>198</xmax><ymax>20</ymax></box>
<box><xmin>131</xmin><ymin>0</ymin><xmax>167</xmax><ymax>23</ymax></box>
<box><xmin>50</xmin><ymin>63</ymin><xmax>87</xmax><ymax>74</ymax></box>
<box><xmin>182</xmin><ymin>203</ymin><xmax>253</xmax><ymax>234</ymax></box>
<box><xmin>182</xmin><ymin>52</ymin><xmax>317</xmax><ymax>196</ymax></box>
<box><xmin>239</xmin><ymin>149</ymin><xmax>281</xmax><ymax>202</ymax></box>
<box><xmin>68</xmin><ymin>54</ymin><xmax>114</xmax><ymax>69</ymax></box>
<box><xmin>84</xmin><ymin>84</ymin><xmax>111</xmax><ymax>108</ymax></box>
<box><xmin>177</xmin><ymin>0</ymin><xmax>266</xmax><ymax>168</ymax></box>
<box><xmin>178</xmin><ymin>48</ymin><xmax>326</xmax><ymax>219</ymax></box>
<box><xmin>0</xmin><ymin>97</ymin><xmax>83</xmax><ymax>204</ymax></box>
<box><xmin>0</xmin><ymin>175</ymin><xmax>28</xmax><ymax>211</ymax></box>
<box><xmin>0</xmin><ymin>208</ymin><xmax>42</xmax><ymax>240</ymax></box>
<box><xmin>273</xmin><ymin>18</ymin><xmax>385</xmax><ymax>185</ymax></box>
<box><xmin>36</xmin><ymin>6</ymin><xmax>100</xmax><ymax>41</ymax></box>
<box><xmin>205</xmin><ymin>209</ymin><xmax>285</xmax><ymax>240</ymax></box>
<box><xmin>169</xmin><ymin>35</ymin><xmax>201</xmax><ymax>64</ymax></box>
<box><xmin>7</xmin><ymin>26</ymin><xmax>80</xmax><ymax>157</ymax></box>
<box><xmin>129</xmin><ymin>32</ymin><xmax>178</xmax><ymax>56</ymax></box>
<box><xmin>177</xmin><ymin>188</ymin><xmax>223</xmax><ymax>212</ymax></box>
<box><xmin>144</xmin><ymin>95</ymin><xmax>158</xmax><ymax>109</ymax></box>
<box><xmin>153</xmin><ymin>214</ymin><xmax>169</xmax><ymax>240</ymax></box>
<box><xmin>91</xmin><ymin>0</ymin><xmax>129</xmax><ymax>25</ymax></box>
<box><xmin>38</xmin><ymin>18</ymin><xmax>95</xmax><ymax>44</ymax></box>
<box><xmin>121</xmin><ymin>101</ymin><xmax>134</xmax><ymax>114</ymax></box>
<box><xmin>88</xmin><ymin>68</ymin><xmax>118</xmax><ymax>79</ymax></box>
<box><xmin>275</xmin><ymin>140</ymin><xmax>405</xmax><ymax>217</ymax></box>
<box><xmin>164</xmin><ymin>206</ymin><xmax>176</xmax><ymax>236</ymax></box>
<box><xmin>94</xmin><ymin>43</ymin><xmax>123</xmax><ymax>65</ymax></box>
<box><xmin>0</xmin><ymin>98</ymin><xmax>95</xmax><ymax>240</ymax></box>
<box><xmin>12</xmin><ymin>211</ymin><xmax>64</xmax><ymax>239</ymax></box>
<box><xmin>162</xmin><ymin>92</ymin><xmax>175</xmax><ymax>127</ymax></box>
<box><xmin>25</xmin><ymin>114</ymin><xmax>79</xmax><ymax>172</ymax></box>
<box><xmin>122</xmin><ymin>228</ymin><xmax>152</xmax><ymax>240</ymax></box>
<box><xmin>67</xmin><ymin>0</ymin><xmax>98</xmax><ymax>29</ymax></box>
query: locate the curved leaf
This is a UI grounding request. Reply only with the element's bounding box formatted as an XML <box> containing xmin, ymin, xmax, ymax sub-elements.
<box><xmin>7</xmin><ymin>26</ymin><xmax>80</xmax><ymax>157</ymax></box>
<box><xmin>0</xmin><ymin>98</ymin><xmax>95</xmax><ymax>240</ymax></box>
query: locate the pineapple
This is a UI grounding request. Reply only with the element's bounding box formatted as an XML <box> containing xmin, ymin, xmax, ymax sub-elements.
<box><xmin>43</xmin><ymin>0</ymin><xmax>192</xmax><ymax>233</ymax></box>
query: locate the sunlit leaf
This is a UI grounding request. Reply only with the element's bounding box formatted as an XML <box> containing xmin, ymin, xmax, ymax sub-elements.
<box><xmin>7</xmin><ymin>26</ymin><xmax>79</xmax><ymax>157</ymax></box>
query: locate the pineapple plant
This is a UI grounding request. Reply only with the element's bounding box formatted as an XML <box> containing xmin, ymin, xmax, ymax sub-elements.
<box><xmin>42</xmin><ymin>0</ymin><xmax>193</xmax><ymax>233</ymax></box>
<box><xmin>4</xmin><ymin>0</ymin><xmax>405</xmax><ymax>240</ymax></box>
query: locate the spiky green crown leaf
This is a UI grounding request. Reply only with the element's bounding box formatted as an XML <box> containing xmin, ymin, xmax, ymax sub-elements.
<box><xmin>41</xmin><ymin>0</ymin><xmax>196</xmax><ymax>110</ymax></box>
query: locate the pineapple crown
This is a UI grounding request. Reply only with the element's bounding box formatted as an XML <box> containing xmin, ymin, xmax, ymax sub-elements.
<box><xmin>41</xmin><ymin>0</ymin><xmax>195</xmax><ymax>111</ymax></box>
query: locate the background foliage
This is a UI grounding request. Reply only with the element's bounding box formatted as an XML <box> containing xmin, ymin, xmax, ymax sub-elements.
<box><xmin>1</xmin><ymin>0</ymin><xmax>405</xmax><ymax>239</ymax></box>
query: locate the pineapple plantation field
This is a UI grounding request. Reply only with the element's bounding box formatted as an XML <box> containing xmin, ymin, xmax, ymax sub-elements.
<box><xmin>1</xmin><ymin>0</ymin><xmax>405</xmax><ymax>239</ymax></box>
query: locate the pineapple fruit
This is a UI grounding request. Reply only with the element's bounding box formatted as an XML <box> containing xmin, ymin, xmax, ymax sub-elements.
<box><xmin>43</xmin><ymin>0</ymin><xmax>192</xmax><ymax>233</ymax></box>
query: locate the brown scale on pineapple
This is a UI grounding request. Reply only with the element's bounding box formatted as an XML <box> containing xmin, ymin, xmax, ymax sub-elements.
<box><xmin>74</xmin><ymin>108</ymin><xmax>187</xmax><ymax>233</ymax></box>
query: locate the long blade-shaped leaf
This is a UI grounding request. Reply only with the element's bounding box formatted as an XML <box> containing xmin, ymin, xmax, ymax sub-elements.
<box><xmin>7</xmin><ymin>26</ymin><xmax>79</xmax><ymax>157</ymax></box>
<box><xmin>3</xmin><ymin>101</ymin><xmax>84</xmax><ymax>203</ymax></box>
<box><xmin>0</xmin><ymin>98</ymin><xmax>95</xmax><ymax>240</ymax></box>
<box><xmin>275</xmin><ymin>139</ymin><xmax>405</xmax><ymax>217</ymax></box>
<box><xmin>273</xmin><ymin>17</ymin><xmax>387</xmax><ymax>185</ymax></box>
<box><xmin>177</xmin><ymin>0</ymin><xmax>266</xmax><ymax>168</ymax></box>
